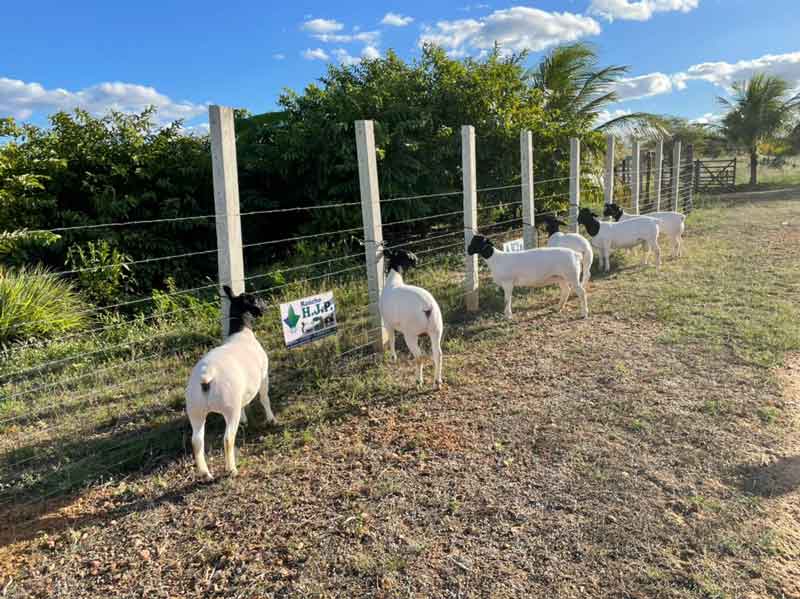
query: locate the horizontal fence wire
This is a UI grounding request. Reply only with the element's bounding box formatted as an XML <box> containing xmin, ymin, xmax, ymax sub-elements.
<box><xmin>383</xmin><ymin>209</ymin><xmax>464</xmax><ymax>228</ymax></box>
<box><xmin>381</xmin><ymin>190</ymin><xmax>461</xmax><ymax>204</ymax></box>
<box><xmin>28</xmin><ymin>201</ymin><xmax>364</xmax><ymax>234</ymax></box>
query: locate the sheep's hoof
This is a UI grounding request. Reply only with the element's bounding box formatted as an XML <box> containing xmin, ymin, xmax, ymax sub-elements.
<box><xmin>200</xmin><ymin>472</ymin><xmax>214</xmax><ymax>483</ymax></box>
<box><xmin>390</xmin><ymin>353</ymin><xmax>398</xmax><ymax>363</ymax></box>
<box><xmin>228</xmin><ymin>468</ymin><xmax>239</xmax><ymax>477</ymax></box>
<box><xmin>434</xmin><ymin>380</ymin><xmax>443</xmax><ymax>390</ymax></box>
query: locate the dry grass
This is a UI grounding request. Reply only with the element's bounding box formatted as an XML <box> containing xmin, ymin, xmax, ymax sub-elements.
<box><xmin>1</xmin><ymin>198</ymin><xmax>800</xmax><ymax>598</ymax></box>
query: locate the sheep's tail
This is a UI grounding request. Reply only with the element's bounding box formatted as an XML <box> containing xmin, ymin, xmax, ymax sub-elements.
<box><xmin>199</xmin><ymin>364</ymin><xmax>216</xmax><ymax>393</ymax></box>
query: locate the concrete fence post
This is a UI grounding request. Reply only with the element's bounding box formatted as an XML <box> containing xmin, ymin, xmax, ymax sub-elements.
<box><xmin>631</xmin><ymin>140</ymin><xmax>641</xmax><ymax>215</ymax></box>
<box><xmin>672</xmin><ymin>140</ymin><xmax>682</xmax><ymax>212</ymax></box>
<box><xmin>604</xmin><ymin>134</ymin><xmax>615</xmax><ymax>205</ymax></box>
<box><xmin>654</xmin><ymin>139</ymin><xmax>664</xmax><ymax>211</ymax></box>
<box><xmin>520</xmin><ymin>130</ymin><xmax>537</xmax><ymax>249</ymax></box>
<box><xmin>209</xmin><ymin>105</ymin><xmax>245</xmax><ymax>339</ymax></box>
<box><xmin>462</xmin><ymin>125</ymin><xmax>479</xmax><ymax>312</ymax></box>
<box><xmin>355</xmin><ymin>120</ymin><xmax>388</xmax><ymax>353</ymax></box>
<box><xmin>569</xmin><ymin>137</ymin><xmax>580</xmax><ymax>234</ymax></box>
<box><xmin>686</xmin><ymin>144</ymin><xmax>695</xmax><ymax>212</ymax></box>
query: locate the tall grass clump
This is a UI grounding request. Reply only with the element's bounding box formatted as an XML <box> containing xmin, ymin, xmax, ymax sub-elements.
<box><xmin>0</xmin><ymin>265</ymin><xmax>87</xmax><ymax>344</ymax></box>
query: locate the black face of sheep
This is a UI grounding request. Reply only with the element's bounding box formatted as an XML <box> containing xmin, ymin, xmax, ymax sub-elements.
<box><xmin>538</xmin><ymin>214</ymin><xmax>568</xmax><ymax>237</ymax></box>
<box><xmin>603</xmin><ymin>203</ymin><xmax>624</xmax><ymax>221</ymax></box>
<box><xmin>467</xmin><ymin>234</ymin><xmax>495</xmax><ymax>259</ymax></box>
<box><xmin>383</xmin><ymin>248</ymin><xmax>419</xmax><ymax>274</ymax></box>
<box><xmin>223</xmin><ymin>285</ymin><xmax>267</xmax><ymax>333</ymax></box>
<box><xmin>578</xmin><ymin>208</ymin><xmax>601</xmax><ymax>237</ymax></box>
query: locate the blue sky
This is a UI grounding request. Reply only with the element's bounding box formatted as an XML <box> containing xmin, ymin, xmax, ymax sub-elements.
<box><xmin>2</xmin><ymin>0</ymin><xmax>800</xmax><ymax>131</ymax></box>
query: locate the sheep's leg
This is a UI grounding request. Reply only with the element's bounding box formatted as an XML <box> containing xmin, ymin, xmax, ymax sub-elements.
<box><xmin>640</xmin><ymin>240</ymin><xmax>649</xmax><ymax>266</ymax></box>
<box><xmin>189</xmin><ymin>414</ymin><xmax>213</xmax><ymax>482</ymax></box>
<box><xmin>673</xmin><ymin>236</ymin><xmax>681</xmax><ymax>258</ymax></box>
<box><xmin>240</xmin><ymin>406</ymin><xmax>248</xmax><ymax>427</ymax></box>
<box><xmin>405</xmin><ymin>334</ymin><xmax>424</xmax><ymax>387</ymax></box>
<box><xmin>430</xmin><ymin>330</ymin><xmax>444</xmax><ymax>389</ymax></box>
<box><xmin>653</xmin><ymin>241</ymin><xmax>661</xmax><ymax>272</ymax></box>
<box><xmin>603</xmin><ymin>248</ymin><xmax>611</xmax><ymax>272</ymax></box>
<box><xmin>575</xmin><ymin>282</ymin><xmax>589</xmax><ymax>319</ymax></box>
<box><xmin>222</xmin><ymin>408</ymin><xmax>242</xmax><ymax>476</ymax></box>
<box><xmin>259</xmin><ymin>371</ymin><xmax>277</xmax><ymax>424</ymax></box>
<box><xmin>502</xmin><ymin>282</ymin><xmax>514</xmax><ymax>319</ymax></box>
<box><xmin>557</xmin><ymin>281</ymin><xmax>570</xmax><ymax>312</ymax></box>
<box><xmin>581</xmin><ymin>255</ymin><xmax>591</xmax><ymax>286</ymax></box>
<box><xmin>387</xmin><ymin>328</ymin><xmax>397</xmax><ymax>362</ymax></box>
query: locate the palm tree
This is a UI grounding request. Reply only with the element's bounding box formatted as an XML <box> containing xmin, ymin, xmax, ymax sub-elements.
<box><xmin>528</xmin><ymin>43</ymin><xmax>664</xmax><ymax>138</ymax></box>
<box><xmin>717</xmin><ymin>73</ymin><xmax>800</xmax><ymax>185</ymax></box>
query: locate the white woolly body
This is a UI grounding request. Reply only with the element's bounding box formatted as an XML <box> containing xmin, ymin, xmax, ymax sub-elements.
<box><xmin>618</xmin><ymin>210</ymin><xmax>685</xmax><ymax>257</ymax></box>
<box><xmin>379</xmin><ymin>269</ymin><xmax>444</xmax><ymax>388</ymax></box>
<box><xmin>185</xmin><ymin>328</ymin><xmax>274</xmax><ymax>480</ymax></box>
<box><xmin>482</xmin><ymin>246</ymin><xmax>588</xmax><ymax>319</ymax></box>
<box><xmin>546</xmin><ymin>232</ymin><xmax>594</xmax><ymax>286</ymax></box>
<box><xmin>587</xmin><ymin>218</ymin><xmax>661</xmax><ymax>272</ymax></box>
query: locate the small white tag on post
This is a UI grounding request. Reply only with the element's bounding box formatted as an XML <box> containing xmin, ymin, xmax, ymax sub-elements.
<box><xmin>502</xmin><ymin>238</ymin><xmax>524</xmax><ymax>253</ymax></box>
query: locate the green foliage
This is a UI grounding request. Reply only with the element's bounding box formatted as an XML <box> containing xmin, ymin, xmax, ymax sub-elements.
<box><xmin>0</xmin><ymin>109</ymin><xmax>216</xmax><ymax>290</ymax></box>
<box><xmin>151</xmin><ymin>277</ymin><xmax>218</xmax><ymax>325</ymax></box>
<box><xmin>528</xmin><ymin>42</ymin><xmax>664</xmax><ymax>138</ymax></box>
<box><xmin>0</xmin><ymin>229</ymin><xmax>62</xmax><ymax>268</ymax></box>
<box><xmin>66</xmin><ymin>239</ymin><xmax>133</xmax><ymax>305</ymax></box>
<box><xmin>0</xmin><ymin>265</ymin><xmax>87</xmax><ymax>344</ymax></box>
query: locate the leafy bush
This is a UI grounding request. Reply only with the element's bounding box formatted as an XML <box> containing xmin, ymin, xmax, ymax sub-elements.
<box><xmin>0</xmin><ymin>265</ymin><xmax>87</xmax><ymax>344</ymax></box>
<box><xmin>66</xmin><ymin>240</ymin><xmax>134</xmax><ymax>305</ymax></box>
<box><xmin>0</xmin><ymin>229</ymin><xmax>62</xmax><ymax>268</ymax></box>
<box><xmin>151</xmin><ymin>277</ymin><xmax>218</xmax><ymax>326</ymax></box>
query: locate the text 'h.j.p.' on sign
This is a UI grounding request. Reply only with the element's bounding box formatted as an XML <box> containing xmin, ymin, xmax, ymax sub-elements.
<box><xmin>280</xmin><ymin>292</ymin><xmax>337</xmax><ymax>349</ymax></box>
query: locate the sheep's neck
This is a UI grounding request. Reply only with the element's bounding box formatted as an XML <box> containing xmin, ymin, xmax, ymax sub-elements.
<box><xmin>385</xmin><ymin>269</ymin><xmax>405</xmax><ymax>288</ymax></box>
<box><xmin>228</xmin><ymin>313</ymin><xmax>254</xmax><ymax>336</ymax></box>
<box><xmin>583</xmin><ymin>219</ymin><xmax>600</xmax><ymax>237</ymax></box>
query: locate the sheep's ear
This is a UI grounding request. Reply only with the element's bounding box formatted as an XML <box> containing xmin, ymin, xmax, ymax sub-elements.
<box><xmin>556</xmin><ymin>219</ymin><xmax>567</xmax><ymax>226</ymax></box>
<box><xmin>222</xmin><ymin>285</ymin><xmax>235</xmax><ymax>300</ymax></box>
<box><xmin>382</xmin><ymin>249</ymin><xmax>393</xmax><ymax>260</ymax></box>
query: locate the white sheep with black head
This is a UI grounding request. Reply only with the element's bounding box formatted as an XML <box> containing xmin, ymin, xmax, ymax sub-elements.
<box><xmin>537</xmin><ymin>214</ymin><xmax>594</xmax><ymax>286</ymax></box>
<box><xmin>185</xmin><ymin>286</ymin><xmax>276</xmax><ymax>481</ymax></box>
<box><xmin>379</xmin><ymin>248</ymin><xmax>444</xmax><ymax>389</ymax></box>
<box><xmin>578</xmin><ymin>207</ymin><xmax>661</xmax><ymax>272</ymax></box>
<box><xmin>467</xmin><ymin>234</ymin><xmax>588</xmax><ymax>319</ymax></box>
<box><xmin>604</xmin><ymin>202</ymin><xmax>686</xmax><ymax>258</ymax></box>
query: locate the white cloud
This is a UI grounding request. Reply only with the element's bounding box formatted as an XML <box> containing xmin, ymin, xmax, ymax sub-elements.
<box><xmin>180</xmin><ymin>122</ymin><xmax>210</xmax><ymax>136</ymax></box>
<box><xmin>588</xmin><ymin>0</ymin><xmax>699</xmax><ymax>22</ymax></box>
<box><xmin>273</xmin><ymin>53</ymin><xmax>286</xmax><ymax>60</ymax></box>
<box><xmin>690</xmin><ymin>113</ymin><xmax>722</xmax><ymax>125</ymax></box>
<box><xmin>302</xmin><ymin>48</ymin><xmax>330</xmax><ymax>61</ymax></box>
<box><xmin>419</xmin><ymin>7</ymin><xmax>601</xmax><ymax>57</ymax></box>
<box><xmin>312</xmin><ymin>31</ymin><xmax>381</xmax><ymax>45</ymax></box>
<box><xmin>613</xmin><ymin>72</ymin><xmax>674</xmax><ymax>101</ymax></box>
<box><xmin>677</xmin><ymin>51</ymin><xmax>800</xmax><ymax>92</ymax></box>
<box><xmin>381</xmin><ymin>12</ymin><xmax>414</xmax><ymax>27</ymax></box>
<box><xmin>596</xmin><ymin>108</ymin><xmax>633</xmax><ymax>127</ymax></box>
<box><xmin>332</xmin><ymin>48</ymin><xmax>358</xmax><ymax>66</ymax></box>
<box><xmin>331</xmin><ymin>46</ymin><xmax>382</xmax><ymax>66</ymax></box>
<box><xmin>362</xmin><ymin>46</ymin><xmax>381</xmax><ymax>60</ymax></box>
<box><xmin>0</xmin><ymin>77</ymin><xmax>207</xmax><ymax>123</ymax></box>
<box><xmin>301</xmin><ymin>18</ymin><xmax>344</xmax><ymax>34</ymax></box>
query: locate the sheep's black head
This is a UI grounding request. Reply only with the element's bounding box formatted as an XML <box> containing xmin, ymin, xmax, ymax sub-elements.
<box><xmin>603</xmin><ymin>203</ymin><xmax>624</xmax><ymax>221</ymax></box>
<box><xmin>467</xmin><ymin>234</ymin><xmax>494</xmax><ymax>259</ymax></box>
<box><xmin>223</xmin><ymin>285</ymin><xmax>267</xmax><ymax>333</ymax></box>
<box><xmin>578</xmin><ymin>208</ymin><xmax>601</xmax><ymax>237</ymax></box>
<box><xmin>383</xmin><ymin>248</ymin><xmax>418</xmax><ymax>274</ymax></box>
<box><xmin>538</xmin><ymin>214</ymin><xmax>567</xmax><ymax>237</ymax></box>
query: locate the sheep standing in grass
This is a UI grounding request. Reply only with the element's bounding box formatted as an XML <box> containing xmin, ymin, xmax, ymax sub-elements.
<box><xmin>467</xmin><ymin>234</ymin><xmax>588</xmax><ymax>320</ymax></box>
<box><xmin>578</xmin><ymin>208</ymin><xmax>661</xmax><ymax>272</ymax></box>
<box><xmin>604</xmin><ymin>202</ymin><xmax>686</xmax><ymax>258</ymax></box>
<box><xmin>185</xmin><ymin>286</ymin><xmax>276</xmax><ymax>481</ymax></box>
<box><xmin>538</xmin><ymin>214</ymin><xmax>594</xmax><ymax>286</ymax></box>
<box><xmin>379</xmin><ymin>248</ymin><xmax>444</xmax><ymax>389</ymax></box>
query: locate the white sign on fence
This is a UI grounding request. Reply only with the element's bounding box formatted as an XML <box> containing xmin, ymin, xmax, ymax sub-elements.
<box><xmin>502</xmin><ymin>238</ymin><xmax>524</xmax><ymax>253</ymax></box>
<box><xmin>280</xmin><ymin>291</ymin><xmax>337</xmax><ymax>349</ymax></box>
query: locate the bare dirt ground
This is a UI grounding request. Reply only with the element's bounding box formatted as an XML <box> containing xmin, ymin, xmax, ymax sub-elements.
<box><xmin>1</xmin><ymin>199</ymin><xmax>799</xmax><ymax>598</ymax></box>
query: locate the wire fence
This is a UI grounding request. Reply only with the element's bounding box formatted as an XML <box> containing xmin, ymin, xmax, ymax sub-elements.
<box><xmin>0</xmin><ymin>127</ymin><xmax>699</xmax><ymax>506</ymax></box>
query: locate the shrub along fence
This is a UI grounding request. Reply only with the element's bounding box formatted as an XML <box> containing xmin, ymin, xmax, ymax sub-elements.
<box><xmin>0</xmin><ymin>106</ymin><xmax>695</xmax><ymax>506</ymax></box>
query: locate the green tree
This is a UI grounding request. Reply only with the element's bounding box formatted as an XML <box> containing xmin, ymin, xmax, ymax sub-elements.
<box><xmin>717</xmin><ymin>73</ymin><xmax>800</xmax><ymax>185</ymax></box>
<box><xmin>527</xmin><ymin>43</ymin><xmax>664</xmax><ymax>138</ymax></box>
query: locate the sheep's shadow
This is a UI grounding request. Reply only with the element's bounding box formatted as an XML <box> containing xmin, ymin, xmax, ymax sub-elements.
<box><xmin>736</xmin><ymin>455</ymin><xmax>800</xmax><ymax>497</ymax></box>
